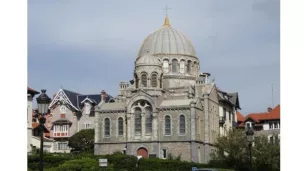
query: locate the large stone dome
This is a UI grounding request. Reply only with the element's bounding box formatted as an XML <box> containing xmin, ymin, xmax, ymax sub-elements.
<box><xmin>137</xmin><ymin>18</ymin><xmax>197</xmax><ymax>59</ymax></box>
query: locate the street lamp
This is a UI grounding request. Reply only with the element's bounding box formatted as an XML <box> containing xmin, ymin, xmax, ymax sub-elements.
<box><xmin>246</xmin><ymin>128</ymin><xmax>254</xmax><ymax>170</ymax></box>
<box><xmin>36</xmin><ymin>89</ymin><xmax>51</xmax><ymax>171</ymax></box>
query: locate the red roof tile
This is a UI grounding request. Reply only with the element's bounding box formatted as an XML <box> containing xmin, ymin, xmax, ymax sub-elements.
<box><xmin>245</xmin><ymin>105</ymin><xmax>280</xmax><ymax>123</ymax></box>
<box><xmin>237</xmin><ymin>112</ymin><xmax>245</xmax><ymax>122</ymax></box>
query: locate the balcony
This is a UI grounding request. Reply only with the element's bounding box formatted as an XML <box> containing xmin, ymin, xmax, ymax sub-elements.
<box><xmin>219</xmin><ymin>117</ymin><xmax>225</xmax><ymax>125</ymax></box>
<box><xmin>53</xmin><ymin>132</ymin><xmax>69</xmax><ymax>138</ymax></box>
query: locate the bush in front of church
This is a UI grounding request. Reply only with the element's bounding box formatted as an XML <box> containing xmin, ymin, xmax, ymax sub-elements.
<box><xmin>68</xmin><ymin>129</ymin><xmax>95</xmax><ymax>153</ymax></box>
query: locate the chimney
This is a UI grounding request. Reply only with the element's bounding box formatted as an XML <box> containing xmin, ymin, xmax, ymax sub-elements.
<box><xmin>101</xmin><ymin>90</ymin><xmax>107</xmax><ymax>103</ymax></box>
<box><xmin>267</xmin><ymin>107</ymin><xmax>272</xmax><ymax>112</ymax></box>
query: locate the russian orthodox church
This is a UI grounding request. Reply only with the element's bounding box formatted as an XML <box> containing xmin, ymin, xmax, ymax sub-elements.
<box><xmin>94</xmin><ymin>16</ymin><xmax>240</xmax><ymax>163</ymax></box>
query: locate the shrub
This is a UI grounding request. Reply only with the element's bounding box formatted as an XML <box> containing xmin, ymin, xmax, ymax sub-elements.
<box><xmin>28</xmin><ymin>155</ymin><xmax>71</xmax><ymax>170</ymax></box>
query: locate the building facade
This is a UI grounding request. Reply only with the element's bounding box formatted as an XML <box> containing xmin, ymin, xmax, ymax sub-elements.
<box><xmin>94</xmin><ymin>17</ymin><xmax>240</xmax><ymax>163</ymax></box>
<box><xmin>238</xmin><ymin>105</ymin><xmax>280</xmax><ymax>143</ymax></box>
<box><xmin>47</xmin><ymin>89</ymin><xmax>113</xmax><ymax>153</ymax></box>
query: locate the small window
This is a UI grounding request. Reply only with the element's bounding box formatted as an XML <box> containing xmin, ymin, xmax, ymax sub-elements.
<box><xmin>162</xmin><ymin>149</ymin><xmax>167</xmax><ymax>159</ymax></box>
<box><xmin>163</xmin><ymin>60</ymin><xmax>169</xmax><ymax>73</ymax></box>
<box><xmin>151</xmin><ymin>73</ymin><xmax>158</xmax><ymax>87</ymax></box>
<box><xmin>145</xmin><ymin>107</ymin><xmax>153</xmax><ymax>134</ymax></box>
<box><xmin>85</xmin><ymin>123</ymin><xmax>91</xmax><ymax>129</ymax></box>
<box><xmin>104</xmin><ymin>118</ymin><xmax>110</xmax><ymax>137</ymax></box>
<box><xmin>172</xmin><ymin>59</ymin><xmax>178</xmax><ymax>73</ymax></box>
<box><xmin>274</xmin><ymin>122</ymin><xmax>278</xmax><ymax>129</ymax></box>
<box><xmin>60</xmin><ymin>114</ymin><xmax>65</xmax><ymax>119</ymax></box>
<box><xmin>135</xmin><ymin>108</ymin><xmax>142</xmax><ymax>135</ymax></box>
<box><xmin>179</xmin><ymin>115</ymin><xmax>185</xmax><ymax>135</ymax></box>
<box><xmin>269</xmin><ymin>122</ymin><xmax>273</xmax><ymax>129</ymax></box>
<box><xmin>165</xmin><ymin>115</ymin><xmax>171</xmax><ymax>135</ymax></box>
<box><xmin>180</xmin><ymin>60</ymin><xmax>185</xmax><ymax>73</ymax></box>
<box><xmin>85</xmin><ymin>103</ymin><xmax>91</xmax><ymax>115</ymax></box>
<box><xmin>246</xmin><ymin>122</ymin><xmax>251</xmax><ymax>129</ymax></box>
<box><xmin>187</xmin><ymin>60</ymin><xmax>192</xmax><ymax>74</ymax></box>
<box><xmin>141</xmin><ymin>73</ymin><xmax>147</xmax><ymax>87</ymax></box>
<box><xmin>118</xmin><ymin>117</ymin><xmax>124</xmax><ymax>136</ymax></box>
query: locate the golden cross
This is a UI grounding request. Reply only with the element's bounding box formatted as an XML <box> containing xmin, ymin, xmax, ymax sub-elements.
<box><xmin>162</xmin><ymin>5</ymin><xmax>172</xmax><ymax>17</ymax></box>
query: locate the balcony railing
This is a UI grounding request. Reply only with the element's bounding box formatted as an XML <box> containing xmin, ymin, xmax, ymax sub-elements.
<box><xmin>53</xmin><ymin>132</ymin><xmax>69</xmax><ymax>137</ymax></box>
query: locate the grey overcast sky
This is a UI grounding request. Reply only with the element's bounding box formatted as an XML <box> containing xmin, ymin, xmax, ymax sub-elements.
<box><xmin>28</xmin><ymin>0</ymin><xmax>280</xmax><ymax>115</ymax></box>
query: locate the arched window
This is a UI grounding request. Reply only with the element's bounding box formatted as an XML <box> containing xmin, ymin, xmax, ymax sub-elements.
<box><xmin>180</xmin><ymin>60</ymin><xmax>185</xmax><ymax>74</ymax></box>
<box><xmin>163</xmin><ymin>60</ymin><xmax>169</xmax><ymax>73</ymax></box>
<box><xmin>179</xmin><ymin>115</ymin><xmax>185</xmax><ymax>135</ymax></box>
<box><xmin>141</xmin><ymin>73</ymin><xmax>147</xmax><ymax>87</ymax></box>
<box><xmin>151</xmin><ymin>73</ymin><xmax>158</xmax><ymax>88</ymax></box>
<box><xmin>172</xmin><ymin>59</ymin><xmax>178</xmax><ymax>73</ymax></box>
<box><xmin>187</xmin><ymin>60</ymin><xmax>192</xmax><ymax>74</ymax></box>
<box><xmin>134</xmin><ymin>107</ymin><xmax>142</xmax><ymax>135</ymax></box>
<box><xmin>118</xmin><ymin>117</ymin><xmax>123</xmax><ymax>136</ymax></box>
<box><xmin>165</xmin><ymin>115</ymin><xmax>171</xmax><ymax>135</ymax></box>
<box><xmin>145</xmin><ymin>107</ymin><xmax>153</xmax><ymax>134</ymax></box>
<box><xmin>104</xmin><ymin>118</ymin><xmax>110</xmax><ymax>137</ymax></box>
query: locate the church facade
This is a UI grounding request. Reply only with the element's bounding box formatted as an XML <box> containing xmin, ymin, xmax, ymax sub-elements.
<box><xmin>94</xmin><ymin>17</ymin><xmax>240</xmax><ymax>163</ymax></box>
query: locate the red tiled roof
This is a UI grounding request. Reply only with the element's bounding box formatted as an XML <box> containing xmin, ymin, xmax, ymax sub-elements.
<box><xmin>245</xmin><ymin>105</ymin><xmax>280</xmax><ymax>123</ymax></box>
<box><xmin>237</xmin><ymin>111</ymin><xmax>245</xmax><ymax>122</ymax></box>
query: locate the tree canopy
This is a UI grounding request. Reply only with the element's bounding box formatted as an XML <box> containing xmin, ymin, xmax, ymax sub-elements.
<box><xmin>210</xmin><ymin>128</ymin><xmax>280</xmax><ymax>171</ymax></box>
<box><xmin>68</xmin><ymin>129</ymin><xmax>94</xmax><ymax>153</ymax></box>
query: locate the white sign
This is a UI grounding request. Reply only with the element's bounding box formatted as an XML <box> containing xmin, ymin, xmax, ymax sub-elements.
<box><xmin>99</xmin><ymin>158</ymin><xmax>108</xmax><ymax>167</ymax></box>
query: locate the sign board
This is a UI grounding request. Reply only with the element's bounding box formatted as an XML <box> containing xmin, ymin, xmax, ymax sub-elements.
<box><xmin>99</xmin><ymin>158</ymin><xmax>108</xmax><ymax>167</ymax></box>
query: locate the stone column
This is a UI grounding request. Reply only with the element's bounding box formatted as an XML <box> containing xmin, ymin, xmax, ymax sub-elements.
<box><xmin>203</xmin><ymin>93</ymin><xmax>210</xmax><ymax>163</ymax></box>
<box><xmin>190</xmin><ymin>101</ymin><xmax>198</xmax><ymax>162</ymax></box>
<box><xmin>94</xmin><ymin>109</ymin><xmax>101</xmax><ymax>155</ymax></box>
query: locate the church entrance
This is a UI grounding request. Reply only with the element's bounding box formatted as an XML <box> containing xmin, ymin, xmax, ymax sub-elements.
<box><xmin>137</xmin><ymin>147</ymin><xmax>148</xmax><ymax>158</ymax></box>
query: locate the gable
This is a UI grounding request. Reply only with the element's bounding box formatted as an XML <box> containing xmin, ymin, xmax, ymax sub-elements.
<box><xmin>209</xmin><ymin>84</ymin><xmax>219</xmax><ymax>103</ymax></box>
<box><xmin>48</xmin><ymin>89</ymin><xmax>79</xmax><ymax>111</ymax></box>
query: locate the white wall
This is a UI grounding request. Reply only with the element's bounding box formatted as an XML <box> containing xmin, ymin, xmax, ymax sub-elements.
<box><xmin>263</xmin><ymin>124</ymin><xmax>270</xmax><ymax>130</ymax></box>
<box><xmin>27</xmin><ymin>95</ymin><xmax>33</xmax><ymax>153</ymax></box>
<box><xmin>31</xmin><ymin>136</ymin><xmax>54</xmax><ymax>153</ymax></box>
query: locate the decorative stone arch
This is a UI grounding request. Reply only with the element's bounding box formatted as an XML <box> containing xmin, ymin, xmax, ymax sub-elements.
<box><xmin>126</xmin><ymin>95</ymin><xmax>156</xmax><ymax>114</ymax></box>
<box><xmin>136</xmin><ymin>146</ymin><xmax>149</xmax><ymax>158</ymax></box>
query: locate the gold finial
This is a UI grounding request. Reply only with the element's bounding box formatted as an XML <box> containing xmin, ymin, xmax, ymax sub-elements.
<box><xmin>162</xmin><ymin>5</ymin><xmax>172</xmax><ymax>26</ymax></box>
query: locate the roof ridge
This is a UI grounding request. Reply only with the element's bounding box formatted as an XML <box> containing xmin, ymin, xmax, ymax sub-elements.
<box><xmin>62</xmin><ymin>89</ymin><xmax>82</xmax><ymax>95</ymax></box>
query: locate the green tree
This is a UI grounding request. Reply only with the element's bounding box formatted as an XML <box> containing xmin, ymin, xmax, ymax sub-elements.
<box><xmin>253</xmin><ymin>134</ymin><xmax>280</xmax><ymax>171</ymax></box>
<box><xmin>68</xmin><ymin>129</ymin><xmax>94</xmax><ymax>153</ymax></box>
<box><xmin>210</xmin><ymin>129</ymin><xmax>280</xmax><ymax>171</ymax></box>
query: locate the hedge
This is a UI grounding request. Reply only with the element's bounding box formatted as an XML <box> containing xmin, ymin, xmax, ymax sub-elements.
<box><xmin>28</xmin><ymin>154</ymin><xmax>71</xmax><ymax>170</ymax></box>
<box><xmin>138</xmin><ymin>158</ymin><xmax>234</xmax><ymax>171</ymax></box>
<box><xmin>28</xmin><ymin>153</ymin><xmax>234</xmax><ymax>171</ymax></box>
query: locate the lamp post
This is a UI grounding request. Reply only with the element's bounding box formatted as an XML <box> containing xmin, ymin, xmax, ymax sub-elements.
<box><xmin>36</xmin><ymin>89</ymin><xmax>51</xmax><ymax>171</ymax></box>
<box><xmin>246</xmin><ymin>128</ymin><xmax>254</xmax><ymax>170</ymax></box>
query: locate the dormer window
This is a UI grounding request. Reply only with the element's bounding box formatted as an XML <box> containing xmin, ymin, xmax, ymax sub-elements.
<box><xmin>246</xmin><ymin>121</ymin><xmax>252</xmax><ymax>129</ymax></box>
<box><xmin>85</xmin><ymin>103</ymin><xmax>91</xmax><ymax>115</ymax></box>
